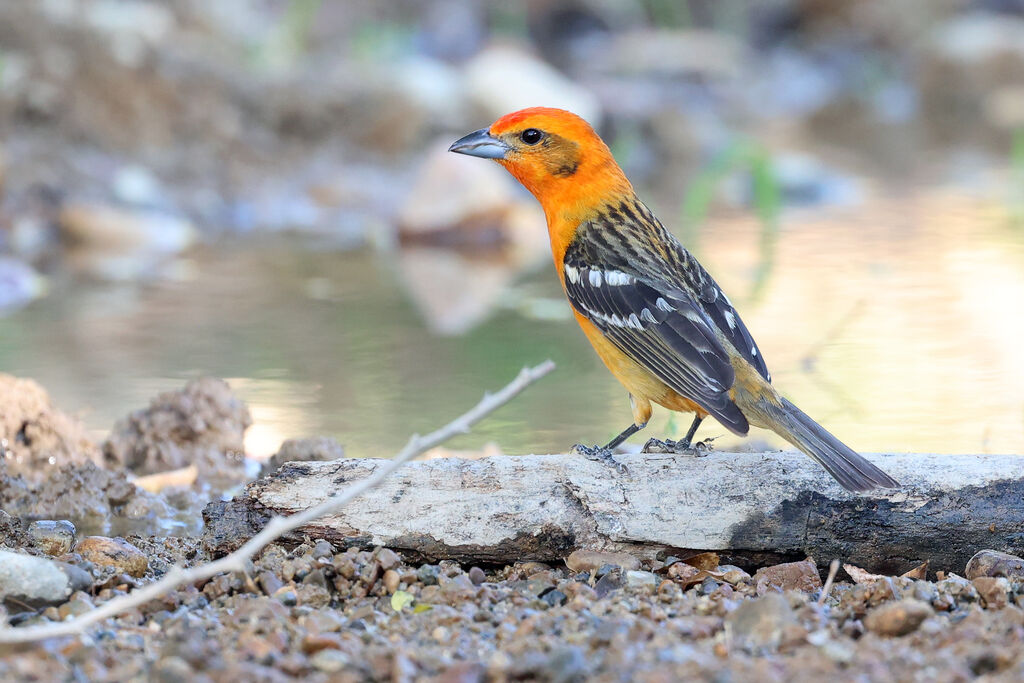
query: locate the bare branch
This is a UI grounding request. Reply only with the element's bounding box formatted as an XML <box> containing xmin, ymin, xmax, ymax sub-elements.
<box><xmin>0</xmin><ymin>360</ymin><xmax>556</xmax><ymax>644</ymax></box>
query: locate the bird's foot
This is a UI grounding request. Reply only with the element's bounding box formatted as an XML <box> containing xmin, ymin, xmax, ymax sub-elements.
<box><xmin>570</xmin><ymin>444</ymin><xmax>628</xmax><ymax>473</ymax></box>
<box><xmin>641</xmin><ymin>437</ymin><xmax>713</xmax><ymax>456</ymax></box>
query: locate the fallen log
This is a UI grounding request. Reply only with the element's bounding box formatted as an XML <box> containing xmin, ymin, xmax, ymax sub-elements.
<box><xmin>206</xmin><ymin>451</ymin><xmax>1024</xmax><ymax>575</ymax></box>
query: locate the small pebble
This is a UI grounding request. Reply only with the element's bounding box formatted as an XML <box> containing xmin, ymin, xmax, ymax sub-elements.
<box><xmin>469</xmin><ymin>566</ymin><xmax>486</xmax><ymax>585</ymax></box>
<box><xmin>383</xmin><ymin>569</ymin><xmax>400</xmax><ymax>594</ymax></box>
<box><xmin>541</xmin><ymin>588</ymin><xmax>567</xmax><ymax>607</ymax></box>
<box><xmin>417</xmin><ymin>565</ymin><xmax>440</xmax><ymax>586</ymax></box>
<box><xmin>565</xmin><ymin>550</ymin><xmax>640</xmax><ymax>574</ymax></box>
<box><xmin>376</xmin><ymin>548</ymin><xmax>401</xmax><ymax>570</ymax></box>
<box><xmin>863</xmin><ymin>599</ymin><xmax>933</xmax><ymax>636</ymax></box>
<box><xmin>625</xmin><ymin>571</ymin><xmax>658</xmax><ymax>589</ymax></box>
<box><xmin>27</xmin><ymin>520</ymin><xmax>76</xmax><ymax>556</ymax></box>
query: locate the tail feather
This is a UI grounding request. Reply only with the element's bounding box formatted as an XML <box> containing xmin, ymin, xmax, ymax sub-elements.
<box><xmin>769</xmin><ymin>397</ymin><xmax>899</xmax><ymax>492</ymax></box>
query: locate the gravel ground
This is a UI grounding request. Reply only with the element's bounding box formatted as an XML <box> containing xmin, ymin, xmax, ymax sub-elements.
<box><xmin>3</xmin><ymin>528</ymin><xmax>1024</xmax><ymax>681</ymax></box>
<box><xmin>3</xmin><ymin>375</ymin><xmax>1024</xmax><ymax>682</ymax></box>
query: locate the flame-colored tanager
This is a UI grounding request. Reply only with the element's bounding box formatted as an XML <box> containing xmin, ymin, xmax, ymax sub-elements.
<box><xmin>450</xmin><ymin>107</ymin><xmax>898</xmax><ymax>492</ymax></box>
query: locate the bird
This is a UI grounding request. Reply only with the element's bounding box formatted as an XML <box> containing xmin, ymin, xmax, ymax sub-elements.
<box><xmin>449</xmin><ymin>107</ymin><xmax>899</xmax><ymax>492</ymax></box>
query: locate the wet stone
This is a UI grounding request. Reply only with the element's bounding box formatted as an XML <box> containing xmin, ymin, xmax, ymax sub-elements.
<box><xmin>27</xmin><ymin>519</ymin><xmax>76</xmax><ymax>556</ymax></box>
<box><xmin>75</xmin><ymin>536</ymin><xmax>148</xmax><ymax>578</ymax></box>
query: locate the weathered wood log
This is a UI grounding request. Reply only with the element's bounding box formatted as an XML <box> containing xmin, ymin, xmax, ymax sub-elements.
<box><xmin>208</xmin><ymin>451</ymin><xmax>1024</xmax><ymax>574</ymax></box>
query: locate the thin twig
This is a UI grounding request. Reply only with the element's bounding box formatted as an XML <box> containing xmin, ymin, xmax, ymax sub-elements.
<box><xmin>817</xmin><ymin>558</ymin><xmax>840</xmax><ymax>607</ymax></box>
<box><xmin>0</xmin><ymin>360</ymin><xmax>556</xmax><ymax>644</ymax></box>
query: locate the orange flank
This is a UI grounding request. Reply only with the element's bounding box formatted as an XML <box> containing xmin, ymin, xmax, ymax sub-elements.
<box><xmin>450</xmin><ymin>107</ymin><xmax>900</xmax><ymax>492</ymax></box>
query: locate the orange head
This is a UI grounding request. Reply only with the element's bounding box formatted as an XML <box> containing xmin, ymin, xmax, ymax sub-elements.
<box><xmin>449</xmin><ymin>108</ymin><xmax>632</xmax><ymax>227</ymax></box>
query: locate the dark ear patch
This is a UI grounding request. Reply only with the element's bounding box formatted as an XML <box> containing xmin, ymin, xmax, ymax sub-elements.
<box><xmin>540</xmin><ymin>134</ymin><xmax>580</xmax><ymax>178</ymax></box>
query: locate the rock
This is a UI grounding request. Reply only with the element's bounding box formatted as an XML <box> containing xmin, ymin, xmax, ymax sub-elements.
<box><xmin>0</xmin><ymin>549</ymin><xmax>93</xmax><ymax>609</ymax></box>
<box><xmin>541</xmin><ymin>588</ymin><xmax>567</xmax><ymax>607</ymax></box>
<box><xmin>965</xmin><ymin>550</ymin><xmax>1024</xmax><ymax>580</ymax></box>
<box><xmin>57</xmin><ymin>592</ymin><xmax>95</xmax><ymax>620</ymax></box>
<box><xmin>565</xmin><ymin>550</ymin><xmax>640</xmax><ymax>574</ymax></box>
<box><xmin>0</xmin><ymin>374</ymin><xmax>102</xmax><ymax>478</ymax></box>
<box><xmin>469</xmin><ymin>567</ymin><xmax>486</xmax><ymax>585</ymax></box>
<box><xmin>398</xmin><ymin>139</ymin><xmax>542</xmax><ymax>246</ymax></box>
<box><xmin>417</xmin><ymin>565</ymin><xmax>441</xmax><ymax>586</ymax></box>
<box><xmin>310</xmin><ymin>649</ymin><xmax>350</xmax><ymax>673</ymax></box>
<box><xmin>0</xmin><ymin>257</ymin><xmax>46</xmax><ymax>312</ymax></box>
<box><xmin>259</xmin><ymin>436</ymin><xmax>344</xmax><ymax>477</ymax></box>
<box><xmin>462</xmin><ymin>45</ymin><xmax>601</xmax><ymax>125</ymax></box>
<box><xmin>863</xmin><ymin>599</ymin><xmax>933</xmax><ymax>637</ymax></box>
<box><xmin>383</xmin><ymin>569</ymin><xmax>400</xmax><ymax>594</ymax></box>
<box><xmin>75</xmin><ymin>536</ymin><xmax>148</xmax><ymax>578</ymax></box>
<box><xmin>972</xmin><ymin>577</ymin><xmax>1010</xmax><ymax>609</ymax></box>
<box><xmin>59</xmin><ymin>203</ymin><xmax>195</xmax><ymax>253</ymax></box>
<box><xmin>726</xmin><ymin>593</ymin><xmax>797</xmax><ymax>654</ymax></box>
<box><xmin>682</xmin><ymin>552</ymin><xmax>720</xmax><ymax>571</ymax></box>
<box><xmin>103</xmin><ymin>377</ymin><xmax>252</xmax><ymax>479</ymax></box>
<box><xmin>58</xmin><ymin>203</ymin><xmax>198</xmax><ymax>281</ymax></box>
<box><xmin>594</xmin><ymin>570</ymin><xmax>623</xmax><ymax>599</ymax></box>
<box><xmin>720</xmin><ymin>566</ymin><xmax>752</xmax><ymax>585</ymax></box>
<box><xmin>376</xmin><ymin>548</ymin><xmax>401</xmax><ymax>570</ymax></box>
<box><xmin>27</xmin><ymin>520</ymin><xmax>76</xmax><ymax>556</ymax></box>
<box><xmin>754</xmin><ymin>558</ymin><xmax>821</xmax><ymax>595</ymax></box>
<box><xmin>625</xmin><ymin>571</ymin><xmax>658</xmax><ymax>589</ymax></box>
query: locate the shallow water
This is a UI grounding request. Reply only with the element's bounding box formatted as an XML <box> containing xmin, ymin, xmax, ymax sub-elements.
<box><xmin>2</xmin><ymin>183</ymin><xmax>1023</xmax><ymax>461</ymax></box>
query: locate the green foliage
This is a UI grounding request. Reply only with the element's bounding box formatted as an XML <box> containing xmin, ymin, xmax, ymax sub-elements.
<box><xmin>679</xmin><ymin>140</ymin><xmax>780</xmax><ymax>302</ymax></box>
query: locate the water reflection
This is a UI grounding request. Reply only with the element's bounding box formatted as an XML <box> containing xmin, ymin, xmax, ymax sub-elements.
<box><xmin>1</xmin><ymin>185</ymin><xmax>1022</xmax><ymax>460</ymax></box>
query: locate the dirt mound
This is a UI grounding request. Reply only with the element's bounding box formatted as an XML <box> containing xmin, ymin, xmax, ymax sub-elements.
<box><xmin>103</xmin><ymin>377</ymin><xmax>252</xmax><ymax>480</ymax></box>
<box><xmin>0</xmin><ymin>374</ymin><xmax>101</xmax><ymax>479</ymax></box>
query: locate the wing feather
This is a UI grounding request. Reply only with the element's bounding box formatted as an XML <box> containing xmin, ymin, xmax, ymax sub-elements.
<box><xmin>564</xmin><ymin>246</ymin><xmax>749</xmax><ymax>435</ymax></box>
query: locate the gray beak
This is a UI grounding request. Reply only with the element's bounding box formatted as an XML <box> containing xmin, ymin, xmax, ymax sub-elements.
<box><xmin>449</xmin><ymin>128</ymin><xmax>511</xmax><ymax>160</ymax></box>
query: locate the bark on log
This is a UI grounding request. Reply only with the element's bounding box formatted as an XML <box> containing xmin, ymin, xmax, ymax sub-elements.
<box><xmin>210</xmin><ymin>451</ymin><xmax>1024</xmax><ymax>574</ymax></box>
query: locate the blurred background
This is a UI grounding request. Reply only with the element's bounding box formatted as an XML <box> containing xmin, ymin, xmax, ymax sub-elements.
<box><xmin>0</xmin><ymin>0</ymin><xmax>1022</xmax><ymax>460</ymax></box>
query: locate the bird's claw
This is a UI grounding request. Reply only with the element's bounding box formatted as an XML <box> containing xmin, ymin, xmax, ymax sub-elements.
<box><xmin>571</xmin><ymin>444</ymin><xmax>628</xmax><ymax>473</ymax></box>
<box><xmin>641</xmin><ymin>437</ymin><xmax>713</xmax><ymax>456</ymax></box>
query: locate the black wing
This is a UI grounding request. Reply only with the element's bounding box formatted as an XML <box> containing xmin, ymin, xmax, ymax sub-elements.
<box><xmin>678</xmin><ymin>266</ymin><xmax>771</xmax><ymax>383</ymax></box>
<box><xmin>586</xmin><ymin>198</ymin><xmax>771</xmax><ymax>384</ymax></box>
<box><xmin>563</xmin><ymin>242</ymin><xmax>750</xmax><ymax>435</ymax></box>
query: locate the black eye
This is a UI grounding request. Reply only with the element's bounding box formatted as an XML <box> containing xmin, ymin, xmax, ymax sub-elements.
<box><xmin>520</xmin><ymin>128</ymin><xmax>543</xmax><ymax>145</ymax></box>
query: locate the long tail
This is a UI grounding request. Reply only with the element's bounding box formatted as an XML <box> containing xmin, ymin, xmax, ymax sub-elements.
<box><xmin>747</xmin><ymin>395</ymin><xmax>900</xmax><ymax>492</ymax></box>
